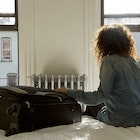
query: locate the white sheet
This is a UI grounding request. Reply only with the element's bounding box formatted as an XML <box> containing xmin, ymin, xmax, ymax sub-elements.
<box><xmin>0</xmin><ymin>116</ymin><xmax>140</xmax><ymax>140</ymax></box>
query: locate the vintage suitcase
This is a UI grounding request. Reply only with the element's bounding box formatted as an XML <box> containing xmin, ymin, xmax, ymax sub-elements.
<box><xmin>0</xmin><ymin>86</ymin><xmax>82</xmax><ymax>136</ymax></box>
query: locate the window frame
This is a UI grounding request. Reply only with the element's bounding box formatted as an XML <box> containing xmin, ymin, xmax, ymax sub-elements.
<box><xmin>101</xmin><ymin>0</ymin><xmax>140</xmax><ymax>32</ymax></box>
<box><xmin>0</xmin><ymin>0</ymin><xmax>18</xmax><ymax>31</ymax></box>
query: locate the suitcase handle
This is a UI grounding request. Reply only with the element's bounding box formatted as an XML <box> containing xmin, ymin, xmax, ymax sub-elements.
<box><xmin>35</xmin><ymin>92</ymin><xmax>63</xmax><ymax>102</ymax></box>
<box><xmin>45</xmin><ymin>94</ymin><xmax>63</xmax><ymax>102</ymax></box>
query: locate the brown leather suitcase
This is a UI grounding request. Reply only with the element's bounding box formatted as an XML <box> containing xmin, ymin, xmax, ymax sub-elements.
<box><xmin>0</xmin><ymin>86</ymin><xmax>82</xmax><ymax>136</ymax></box>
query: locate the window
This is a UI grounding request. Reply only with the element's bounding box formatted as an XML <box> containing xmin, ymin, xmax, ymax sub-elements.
<box><xmin>0</xmin><ymin>0</ymin><xmax>18</xmax><ymax>30</ymax></box>
<box><xmin>1</xmin><ymin>37</ymin><xmax>12</xmax><ymax>61</ymax></box>
<box><xmin>101</xmin><ymin>0</ymin><xmax>140</xmax><ymax>32</ymax></box>
<box><xmin>0</xmin><ymin>0</ymin><xmax>18</xmax><ymax>86</ymax></box>
<box><xmin>101</xmin><ymin>0</ymin><xmax>140</xmax><ymax>56</ymax></box>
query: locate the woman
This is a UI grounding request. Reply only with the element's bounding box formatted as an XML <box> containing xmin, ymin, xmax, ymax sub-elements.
<box><xmin>55</xmin><ymin>24</ymin><xmax>140</xmax><ymax>127</ymax></box>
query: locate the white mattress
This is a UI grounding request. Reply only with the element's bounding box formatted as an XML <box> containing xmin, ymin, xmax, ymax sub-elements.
<box><xmin>0</xmin><ymin>115</ymin><xmax>140</xmax><ymax>140</ymax></box>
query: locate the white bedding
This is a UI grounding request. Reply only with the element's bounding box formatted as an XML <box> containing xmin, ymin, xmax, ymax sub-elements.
<box><xmin>0</xmin><ymin>115</ymin><xmax>140</xmax><ymax>140</ymax></box>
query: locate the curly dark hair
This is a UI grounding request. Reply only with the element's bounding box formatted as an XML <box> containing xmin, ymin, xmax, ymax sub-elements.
<box><xmin>93</xmin><ymin>24</ymin><xmax>138</xmax><ymax>64</ymax></box>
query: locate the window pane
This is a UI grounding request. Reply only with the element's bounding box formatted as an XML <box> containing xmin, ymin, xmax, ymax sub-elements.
<box><xmin>0</xmin><ymin>0</ymin><xmax>15</xmax><ymax>14</ymax></box>
<box><xmin>104</xmin><ymin>0</ymin><xmax>140</xmax><ymax>15</ymax></box>
<box><xmin>133</xmin><ymin>32</ymin><xmax>140</xmax><ymax>55</ymax></box>
<box><xmin>0</xmin><ymin>17</ymin><xmax>15</xmax><ymax>25</ymax></box>
<box><xmin>3</xmin><ymin>50</ymin><xmax>10</xmax><ymax>59</ymax></box>
<box><xmin>0</xmin><ymin>31</ymin><xmax>18</xmax><ymax>86</ymax></box>
<box><xmin>104</xmin><ymin>17</ymin><xmax>140</xmax><ymax>25</ymax></box>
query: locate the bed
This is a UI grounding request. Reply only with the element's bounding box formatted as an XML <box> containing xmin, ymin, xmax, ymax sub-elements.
<box><xmin>0</xmin><ymin>115</ymin><xmax>140</xmax><ymax>140</ymax></box>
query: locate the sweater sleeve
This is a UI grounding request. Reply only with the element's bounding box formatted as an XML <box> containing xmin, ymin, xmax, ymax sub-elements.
<box><xmin>67</xmin><ymin>84</ymin><xmax>105</xmax><ymax>105</ymax></box>
<box><xmin>67</xmin><ymin>58</ymin><xmax>115</xmax><ymax>105</ymax></box>
<box><xmin>100</xmin><ymin>58</ymin><xmax>115</xmax><ymax>100</ymax></box>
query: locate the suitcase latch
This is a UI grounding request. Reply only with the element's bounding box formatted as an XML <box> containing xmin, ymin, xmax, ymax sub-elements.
<box><xmin>25</xmin><ymin>101</ymin><xmax>31</xmax><ymax>108</ymax></box>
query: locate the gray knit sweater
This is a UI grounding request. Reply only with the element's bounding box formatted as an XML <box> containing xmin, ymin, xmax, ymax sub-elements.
<box><xmin>67</xmin><ymin>55</ymin><xmax>140</xmax><ymax>127</ymax></box>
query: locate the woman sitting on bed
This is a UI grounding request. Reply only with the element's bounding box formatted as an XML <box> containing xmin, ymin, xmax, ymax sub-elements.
<box><xmin>55</xmin><ymin>24</ymin><xmax>140</xmax><ymax>127</ymax></box>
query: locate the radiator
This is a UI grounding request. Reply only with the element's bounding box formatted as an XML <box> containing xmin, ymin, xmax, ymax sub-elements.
<box><xmin>31</xmin><ymin>74</ymin><xmax>86</xmax><ymax>90</ymax></box>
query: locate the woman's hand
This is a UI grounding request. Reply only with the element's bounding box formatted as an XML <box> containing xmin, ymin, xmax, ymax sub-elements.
<box><xmin>54</xmin><ymin>87</ymin><xmax>68</xmax><ymax>94</ymax></box>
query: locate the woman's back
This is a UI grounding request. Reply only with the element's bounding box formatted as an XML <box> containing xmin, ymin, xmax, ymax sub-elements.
<box><xmin>103</xmin><ymin>55</ymin><xmax>140</xmax><ymax>127</ymax></box>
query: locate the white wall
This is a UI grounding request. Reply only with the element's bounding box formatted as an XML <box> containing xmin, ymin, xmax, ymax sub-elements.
<box><xmin>18</xmin><ymin>0</ymin><xmax>101</xmax><ymax>91</ymax></box>
<box><xmin>34</xmin><ymin>0</ymin><xmax>85</xmax><ymax>74</ymax></box>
